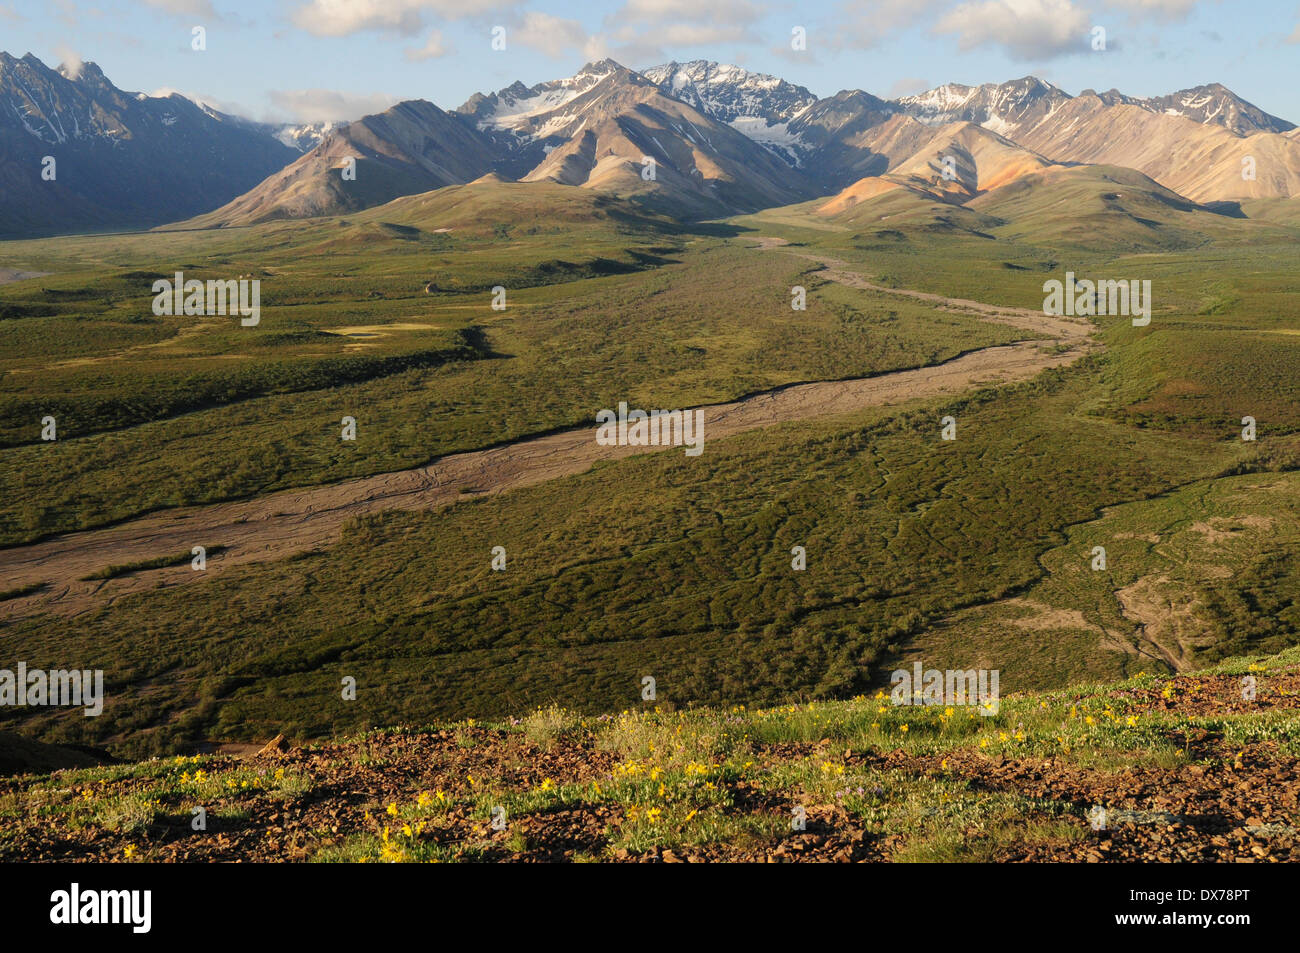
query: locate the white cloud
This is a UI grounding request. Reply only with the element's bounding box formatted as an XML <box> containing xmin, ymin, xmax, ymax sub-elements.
<box><xmin>767</xmin><ymin>41</ymin><xmax>821</xmax><ymax>65</ymax></box>
<box><xmin>285</xmin><ymin>0</ymin><xmax>766</xmax><ymax>69</ymax></box>
<box><xmin>654</xmin><ymin>23</ymin><xmax>756</xmax><ymax>45</ymax></box>
<box><xmin>831</xmin><ymin>0</ymin><xmax>1200</xmax><ymax>52</ymax></box>
<box><xmin>889</xmin><ymin>76</ymin><xmax>932</xmax><ymax>96</ymax></box>
<box><xmin>597</xmin><ymin>0</ymin><xmax>765</xmax><ymax>62</ymax></box>
<box><xmin>831</xmin><ymin>0</ymin><xmax>946</xmax><ymax>49</ymax></box>
<box><xmin>54</xmin><ymin>43</ymin><xmax>83</xmax><ymax>79</ymax></box>
<box><xmin>1107</xmin><ymin>0</ymin><xmax>1202</xmax><ymax>22</ymax></box>
<box><xmin>513</xmin><ymin>11</ymin><xmax>605</xmax><ymax>59</ymax></box>
<box><xmin>150</xmin><ymin>87</ymin><xmax>251</xmax><ymax>116</ymax></box>
<box><xmin>611</xmin><ymin>0</ymin><xmax>763</xmax><ymax>21</ymax></box>
<box><xmin>142</xmin><ymin>0</ymin><xmax>219</xmax><ymax>18</ymax></box>
<box><xmin>267</xmin><ymin>88</ymin><xmax>399</xmax><ymax>122</ymax></box>
<box><xmin>429</xmin><ymin>0</ymin><xmax>770</xmax><ymax>67</ymax></box>
<box><xmin>290</xmin><ymin>0</ymin><xmax>516</xmax><ymax>37</ymax></box>
<box><xmin>935</xmin><ymin>0</ymin><xmax>1092</xmax><ymax>60</ymax></box>
<box><xmin>404</xmin><ymin>29</ymin><xmax>448</xmax><ymax>60</ymax></box>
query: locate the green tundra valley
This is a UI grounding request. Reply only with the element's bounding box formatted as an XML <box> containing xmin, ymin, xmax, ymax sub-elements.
<box><xmin>2</xmin><ymin>22</ymin><xmax>1299</xmax><ymax>867</ymax></box>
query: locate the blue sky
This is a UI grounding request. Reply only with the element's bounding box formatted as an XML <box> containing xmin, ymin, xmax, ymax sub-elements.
<box><xmin>5</xmin><ymin>0</ymin><xmax>1300</xmax><ymax>124</ymax></box>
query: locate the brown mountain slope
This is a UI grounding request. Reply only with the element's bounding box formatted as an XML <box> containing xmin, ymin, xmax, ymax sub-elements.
<box><xmin>1013</xmin><ymin>96</ymin><xmax>1300</xmax><ymax>201</ymax></box>
<box><xmin>816</xmin><ymin>176</ymin><xmax>907</xmax><ymax>215</ymax></box>
<box><xmin>518</xmin><ymin>63</ymin><xmax>815</xmax><ymax>217</ymax></box>
<box><xmin>817</xmin><ymin>120</ymin><xmax>1058</xmax><ymax>213</ymax></box>
<box><xmin>812</xmin><ymin>159</ymin><xmax>1249</xmax><ymax>252</ymax></box>
<box><xmin>843</xmin><ymin>114</ymin><xmax>940</xmax><ymax>170</ymax></box>
<box><xmin>780</xmin><ymin>89</ymin><xmax>900</xmax><ymax>186</ymax></box>
<box><xmin>175</xmin><ymin>100</ymin><xmax>498</xmax><ymax>228</ymax></box>
<box><xmin>884</xmin><ymin>121</ymin><xmax>1058</xmax><ymax>197</ymax></box>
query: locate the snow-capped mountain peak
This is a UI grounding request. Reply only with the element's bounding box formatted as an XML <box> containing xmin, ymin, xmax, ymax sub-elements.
<box><xmin>272</xmin><ymin>121</ymin><xmax>338</xmax><ymax>152</ymax></box>
<box><xmin>1084</xmin><ymin>82</ymin><xmax>1294</xmax><ymax>136</ymax></box>
<box><xmin>641</xmin><ymin>60</ymin><xmax>816</xmax><ymax>123</ymax></box>
<box><xmin>894</xmin><ymin>76</ymin><xmax>1070</xmax><ymax>138</ymax></box>
<box><xmin>640</xmin><ymin>60</ymin><xmax>819</xmax><ymax>165</ymax></box>
<box><xmin>457</xmin><ymin>59</ymin><xmax>623</xmax><ymax>135</ymax></box>
<box><xmin>0</xmin><ymin>51</ymin><xmax>298</xmax><ymax>237</ymax></box>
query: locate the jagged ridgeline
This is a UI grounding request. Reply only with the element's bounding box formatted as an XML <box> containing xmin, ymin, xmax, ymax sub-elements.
<box><xmin>4</xmin><ymin>52</ymin><xmax>1299</xmax><ymax>239</ymax></box>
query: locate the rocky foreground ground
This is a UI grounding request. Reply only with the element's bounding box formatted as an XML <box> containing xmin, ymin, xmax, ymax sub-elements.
<box><xmin>2</xmin><ymin>650</ymin><xmax>1298</xmax><ymax>863</ymax></box>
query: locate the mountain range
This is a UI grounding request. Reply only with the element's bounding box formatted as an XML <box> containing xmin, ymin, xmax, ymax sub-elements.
<box><xmin>2</xmin><ymin>51</ymin><xmax>1298</xmax><ymax>238</ymax></box>
<box><xmin>0</xmin><ymin>51</ymin><xmax>311</xmax><ymax>237</ymax></box>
